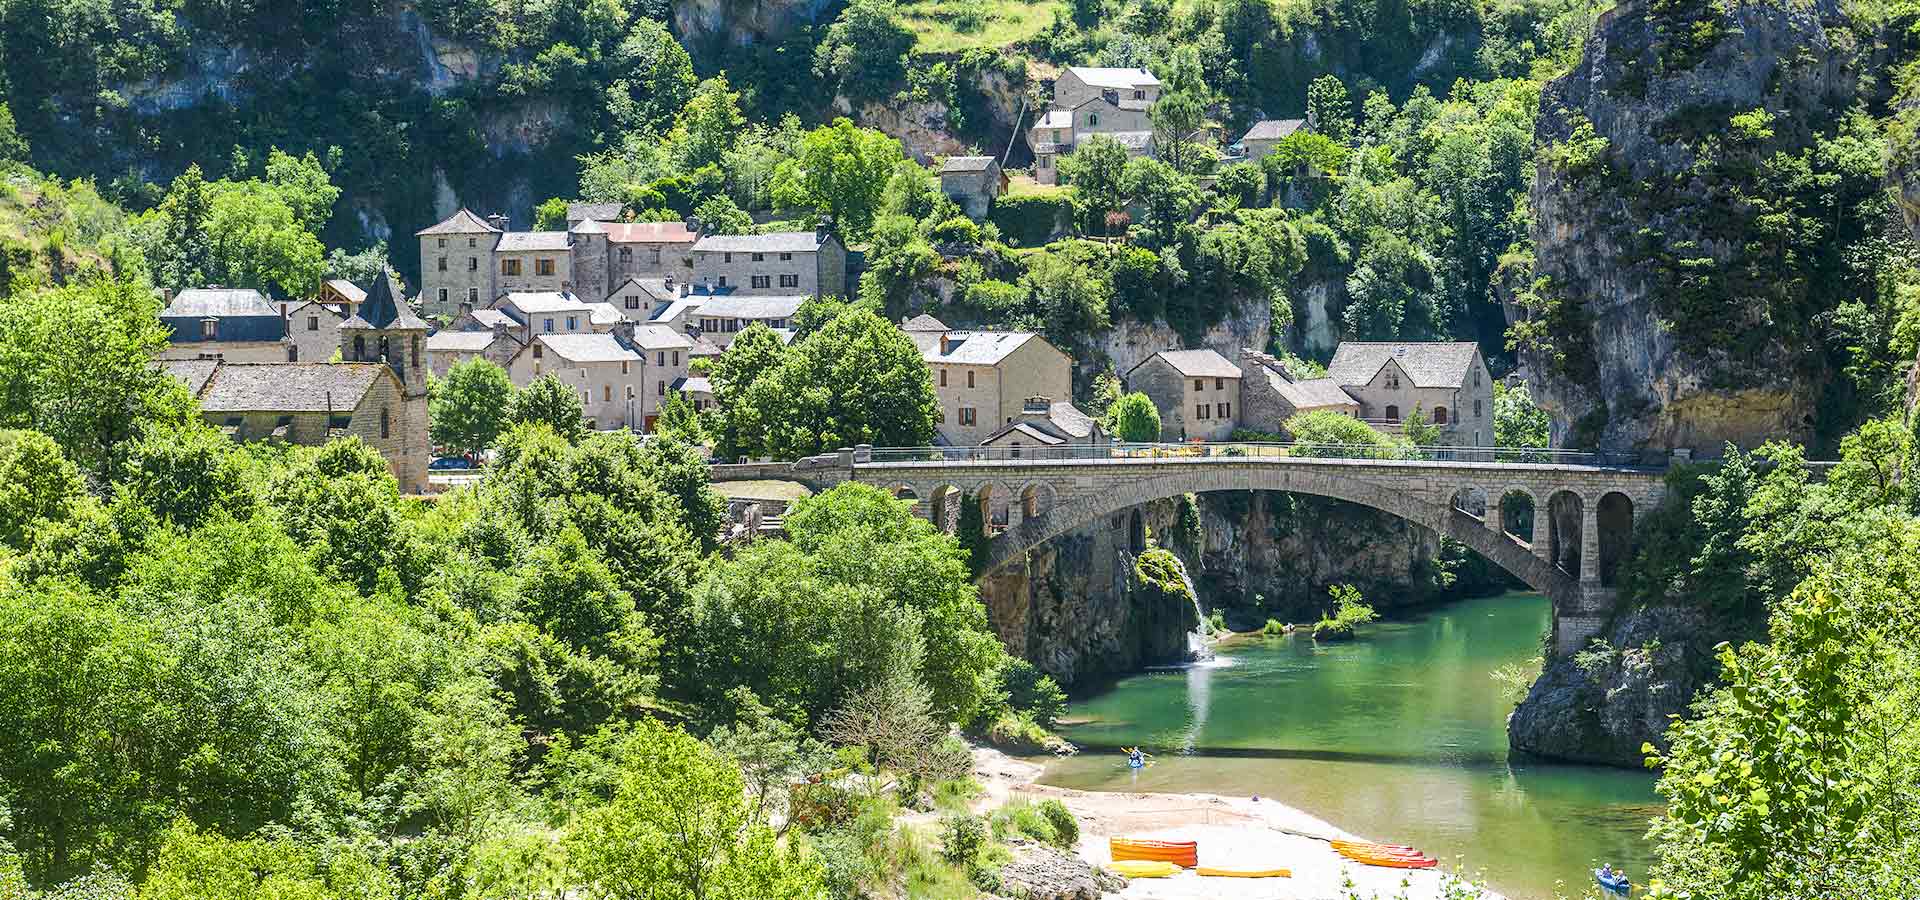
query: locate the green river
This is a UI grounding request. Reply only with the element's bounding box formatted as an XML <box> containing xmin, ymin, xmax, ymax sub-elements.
<box><xmin>1037</xmin><ymin>592</ymin><xmax>1662</xmax><ymax>900</ymax></box>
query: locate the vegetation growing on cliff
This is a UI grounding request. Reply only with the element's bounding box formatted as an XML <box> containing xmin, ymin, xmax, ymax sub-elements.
<box><xmin>1311</xmin><ymin>583</ymin><xmax>1378</xmax><ymax>640</ymax></box>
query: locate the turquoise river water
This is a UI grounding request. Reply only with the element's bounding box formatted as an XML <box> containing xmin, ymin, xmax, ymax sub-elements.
<box><xmin>1037</xmin><ymin>592</ymin><xmax>1661</xmax><ymax>900</ymax></box>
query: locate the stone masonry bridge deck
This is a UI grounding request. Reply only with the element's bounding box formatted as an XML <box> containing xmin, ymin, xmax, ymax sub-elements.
<box><xmin>713</xmin><ymin>445</ymin><xmax>1671</xmax><ymax>656</ymax></box>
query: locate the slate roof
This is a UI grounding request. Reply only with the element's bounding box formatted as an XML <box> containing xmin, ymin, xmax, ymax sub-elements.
<box><xmin>570</xmin><ymin>218</ymin><xmax>606</xmax><ymax>235</ymax></box>
<box><xmin>416</xmin><ymin>208</ymin><xmax>501</xmax><ymax>236</ymax></box>
<box><xmin>198</xmin><ymin>363</ymin><xmax>387</xmax><ymax>413</ymax></box>
<box><xmin>629</xmin><ymin>324</ymin><xmax>694</xmax><ymax>350</ymax></box>
<box><xmin>1326</xmin><ymin>342</ymin><xmax>1481</xmax><ymax>389</ymax></box>
<box><xmin>165</xmin><ymin>288</ymin><xmax>279</xmax><ymax>318</ymax></box>
<box><xmin>496</xmin><ymin>231</ymin><xmax>571</xmax><ymax>252</ymax></box>
<box><xmin>322</xmin><ymin>279</ymin><xmax>366</xmax><ymax>305</ymax></box>
<box><xmin>469</xmin><ymin>309</ymin><xmax>516</xmax><ymax>329</ymax></box>
<box><xmin>533</xmin><ymin>333</ymin><xmax>641</xmax><ymax>364</ymax></box>
<box><xmin>341</xmin><ymin>271</ymin><xmax>427</xmax><ymax>331</ymax></box>
<box><xmin>1105</xmin><ymin>131</ymin><xmax>1156</xmax><ymax>151</ymax></box>
<box><xmin>568</xmin><ymin>201</ymin><xmax>624</xmax><ymax>223</ymax></box>
<box><xmin>695</xmin><ymin>294</ymin><xmax>807</xmax><ymax>320</ymax></box>
<box><xmin>691</xmin><ymin>231</ymin><xmax>825</xmax><ymax>253</ymax></box>
<box><xmin>425</xmin><ymin>331</ymin><xmax>501</xmax><ymax>352</ymax></box>
<box><xmin>1240</xmin><ymin>119</ymin><xmax>1307</xmax><ymax>142</ymax></box>
<box><xmin>1137</xmin><ymin>349</ymin><xmax>1240</xmax><ymax>379</ymax></box>
<box><xmin>1034</xmin><ymin>110</ymin><xmax>1073</xmax><ymax>130</ymax></box>
<box><xmin>159</xmin><ymin>359</ymin><xmax>221</xmax><ymax>396</ymax></box>
<box><xmin>981</xmin><ymin>401</ymin><xmax>1101</xmax><ymax>445</ymax></box>
<box><xmin>649</xmin><ymin>297</ymin><xmax>707</xmax><ymax>326</ymax></box>
<box><xmin>940</xmin><ymin>156</ymin><xmax>998</xmax><ymax>173</ymax></box>
<box><xmin>605</xmin><ymin>221</ymin><xmax>698</xmax><ymax>244</ymax></box>
<box><xmin>1066</xmin><ymin>66</ymin><xmax>1160</xmax><ymax>89</ymax></box>
<box><xmin>499</xmin><ymin>292</ymin><xmax>589</xmax><ymax>315</ymax></box>
<box><xmin>284</xmin><ymin>300</ymin><xmax>344</xmax><ymax>323</ymax></box>
<box><xmin>675</xmin><ymin>376</ymin><xmax>712</xmax><ymax>394</ymax></box>
<box><xmin>690</xmin><ymin>335</ymin><xmax>725</xmax><ymax>356</ymax></box>
<box><xmin>1270</xmin><ymin>375</ymin><xmax>1358</xmax><ymax>410</ymax></box>
<box><xmin>902</xmin><ymin>313</ymin><xmax>950</xmax><ymax>332</ymax></box>
<box><xmin>913</xmin><ymin>330</ymin><xmax>1044</xmax><ymax>365</ymax></box>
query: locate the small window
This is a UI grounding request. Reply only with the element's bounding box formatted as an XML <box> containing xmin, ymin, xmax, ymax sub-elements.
<box><xmin>307</xmin><ymin>316</ymin><xmax>319</xmax><ymax>331</ymax></box>
<box><xmin>723</xmin><ymin>252</ymin><xmax>733</xmax><ymax>263</ymax></box>
<box><xmin>939</xmin><ymin>369</ymin><xmax>948</xmax><ymax>387</ymax></box>
<box><xmin>467</xmin><ymin>237</ymin><xmax>476</xmax><ymax>248</ymax></box>
<box><xmin>536</xmin><ymin>258</ymin><xmax>555</xmax><ymax>276</ymax></box>
<box><xmin>779</xmin><ymin>274</ymin><xmax>799</xmax><ymax>288</ymax></box>
<box><xmin>437</xmin><ymin>288</ymin><xmax>448</xmax><ymax>304</ymax></box>
<box><xmin>768</xmin><ymin>319</ymin><xmax>784</xmax><ymax>330</ymax></box>
<box><xmin>627</xmin><ymin>385</ymin><xmax>635</xmax><ymax>399</ymax></box>
<box><xmin>751</xmin><ymin>275</ymin><xmax>771</xmax><ymax>289</ymax></box>
<box><xmin>625</xmin><ymin>296</ymin><xmax>640</xmax><ymax>309</ymax></box>
<box><xmin>1386</xmin><ymin>404</ymin><xmax>1400</xmax><ymax>422</ymax></box>
<box><xmin>1088</xmin><ymin>112</ymin><xmax>1100</xmax><ymax>127</ymax></box>
<box><xmin>604</xmin><ymin>385</ymin><xmax>612</xmax><ymax>402</ymax></box>
<box><xmin>380</xmin><ymin>406</ymin><xmax>390</xmax><ymax>438</ymax></box>
<box><xmin>468</xmin><ymin>288</ymin><xmax>479</xmax><ymax>302</ymax></box>
<box><xmin>619</xmin><ymin>247</ymin><xmax>632</xmax><ymax>263</ymax></box>
<box><xmin>1196</xmin><ymin>404</ymin><xmax>1208</xmax><ymax>420</ymax></box>
<box><xmin>287</xmin><ymin>346</ymin><xmax>298</xmax><ymax>362</ymax></box>
<box><xmin>1216</xmin><ymin>402</ymin><xmax>1229</xmax><ymax>418</ymax></box>
<box><xmin>565</xmin><ymin>316</ymin><xmax>577</xmax><ymax>330</ymax></box>
<box><xmin>438</xmin><ymin>238</ymin><xmax>447</xmax><ymax>248</ymax></box>
<box><xmin>752</xmin><ymin>252</ymin><xmax>765</xmax><ymax>262</ymax></box>
<box><xmin>1133</xmin><ymin>89</ymin><xmax>1145</xmax><ymax>99</ymax></box>
<box><xmin>1215</xmin><ymin>377</ymin><xmax>1224</xmax><ymax>390</ymax></box>
<box><xmin>966</xmin><ymin>371</ymin><xmax>975</xmax><ymax>388</ymax></box>
<box><xmin>717</xmin><ymin>275</ymin><xmax>728</xmax><ymax>287</ymax></box>
<box><xmin>959</xmin><ymin>407</ymin><xmax>977</xmax><ymax>426</ymax></box>
<box><xmin>437</xmin><ymin>257</ymin><xmax>447</xmax><ymax>271</ymax></box>
<box><xmin>1475</xmin><ymin>398</ymin><xmax>1483</xmax><ymax>417</ymax></box>
<box><xmin>533</xmin><ymin>344</ymin><xmax>544</xmax><ymax>359</ymax></box>
<box><xmin>780</xmin><ymin>252</ymin><xmax>792</xmax><ymax>261</ymax></box>
<box><xmin>621</xmin><ymin>361</ymin><xmax>629</xmax><ymax>375</ymax></box>
<box><xmin>672</xmin><ymin>351</ymin><xmax>680</xmax><ymax>366</ymax></box>
<box><xmin>411</xmin><ymin>336</ymin><xmax>420</xmax><ymax>368</ymax></box>
<box><xmin>543</xmin><ymin>318</ymin><xmax>554</xmax><ymax>332</ymax></box>
<box><xmin>1473</xmin><ymin>368</ymin><xmax>1481</xmax><ymax>387</ymax></box>
<box><xmin>1433</xmin><ymin>406</ymin><xmax>1448</xmax><ymax>424</ymax></box>
<box><xmin>502</xmin><ymin>259</ymin><xmax>521</xmax><ymax>276</ymax></box>
<box><xmin>657</xmin><ymin>351</ymin><xmax>666</xmax><ymax>366</ymax></box>
<box><xmin>1193</xmin><ymin>379</ymin><xmax>1203</xmax><ymax>392</ymax></box>
<box><xmin>353</xmin><ymin>336</ymin><xmax>365</xmax><ymax>359</ymax></box>
<box><xmin>657</xmin><ymin>381</ymin><xmax>665</xmax><ymax>396</ymax></box>
<box><xmin>467</xmin><ymin>257</ymin><xmax>477</xmax><ymax>271</ymax></box>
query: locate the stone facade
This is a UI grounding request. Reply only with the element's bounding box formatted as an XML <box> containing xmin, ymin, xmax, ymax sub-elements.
<box><xmin>1326</xmin><ymin>342</ymin><xmax>1495</xmax><ymax>446</ymax></box>
<box><xmin>939</xmin><ymin>156</ymin><xmax>1006</xmax><ymax>220</ymax></box>
<box><xmin>688</xmin><ymin>227</ymin><xmax>848</xmax><ymax>298</ymax></box>
<box><xmin>417</xmin><ymin>210</ymin><xmax>700</xmax><ymax>319</ymax></box>
<box><xmin>914</xmin><ymin>329</ymin><xmax>1074</xmax><ymax>445</ymax></box>
<box><xmin>1125</xmin><ymin>349</ymin><xmax>1242</xmax><ymax>441</ymax></box>
<box><xmin>1235</xmin><ymin>349</ymin><xmax>1360</xmax><ymax>428</ymax></box>
<box><xmin>1028</xmin><ymin>67</ymin><xmax>1163</xmax><ymax>185</ymax></box>
<box><xmin>284</xmin><ymin>301</ymin><xmax>345</xmax><ymax>364</ymax></box>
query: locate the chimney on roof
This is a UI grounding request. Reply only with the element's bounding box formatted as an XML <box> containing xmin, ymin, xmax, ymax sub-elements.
<box><xmin>458</xmin><ymin>301</ymin><xmax>473</xmax><ymax>317</ymax></box>
<box><xmin>487</xmin><ymin>213</ymin><xmax>509</xmax><ymax>231</ymax></box>
<box><xmin>614</xmin><ymin>320</ymin><xmax>636</xmax><ymax>344</ymax></box>
<box><xmin>939</xmin><ymin>334</ymin><xmax>953</xmax><ymax>355</ymax></box>
<box><xmin>679</xmin><ymin>281</ymin><xmax>690</xmax><ymax>297</ymax></box>
<box><xmin>815</xmin><ymin>217</ymin><xmax>833</xmax><ymax>244</ymax></box>
<box><xmin>686</xmin><ymin>215</ymin><xmax>704</xmax><ymax>236</ymax></box>
<box><xmin>664</xmin><ymin>274</ymin><xmax>676</xmax><ymax>292</ymax></box>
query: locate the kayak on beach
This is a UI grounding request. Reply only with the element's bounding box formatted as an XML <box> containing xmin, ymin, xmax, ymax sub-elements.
<box><xmin>1110</xmin><ymin>860</ymin><xmax>1180</xmax><ymax>878</ymax></box>
<box><xmin>1195</xmin><ymin>866</ymin><xmax>1292</xmax><ymax>878</ymax></box>
<box><xmin>1333</xmin><ymin>839</ymin><xmax>1439</xmax><ymax>869</ymax></box>
<box><xmin>1111</xmin><ymin>837</ymin><xmax>1200</xmax><ymax>868</ymax></box>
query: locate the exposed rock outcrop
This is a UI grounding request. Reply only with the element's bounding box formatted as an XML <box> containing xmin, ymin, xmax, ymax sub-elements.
<box><xmin>1523</xmin><ymin>0</ymin><xmax>1860</xmax><ymax>454</ymax></box>
<box><xmin>996</xmin><ymin>842</ymin><xmax>1125</xmax><ymax>900</ymax></box>
<box><xmin>1508</xmin><ymin>604</ymin><xmax>1753</xmax><ymax>766</ymax></box>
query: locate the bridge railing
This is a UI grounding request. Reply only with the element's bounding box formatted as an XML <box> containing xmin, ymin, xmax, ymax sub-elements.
<box><xmin>862</xmin><ymin>442</ymin><xmax>1654</xmax><ymax>467</ymax></box>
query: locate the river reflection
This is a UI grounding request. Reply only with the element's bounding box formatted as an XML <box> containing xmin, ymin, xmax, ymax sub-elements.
<box><xmin>1040</xmin><ymin>592</ymin><xmax>1660</xmax><ymax>900</ymax></box>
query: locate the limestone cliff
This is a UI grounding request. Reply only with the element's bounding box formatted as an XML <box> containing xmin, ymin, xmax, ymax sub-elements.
<box><xmin>976</xmin><ymin>492</ymin><xmax>1484</xmax><ymax>686</ymax></box>
<box><xmin>1522</xmin><ymin>0</ymin><xmax>1864</xmax><ymax>454</ymax></box>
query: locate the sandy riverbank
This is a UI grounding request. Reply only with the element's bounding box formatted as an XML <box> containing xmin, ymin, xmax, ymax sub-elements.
<box><xmin>974</xmin><ymin>747</ymin><xmax>1502</xmax><ymax>900</ymax></box>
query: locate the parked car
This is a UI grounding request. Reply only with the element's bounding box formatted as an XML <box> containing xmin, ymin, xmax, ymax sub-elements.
<box><xmin>429</xmin><ymin>456</ymin><xmax>474</xmax><ymax>471</ymax></box>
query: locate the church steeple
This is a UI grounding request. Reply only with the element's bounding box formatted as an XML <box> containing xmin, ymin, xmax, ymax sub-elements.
<box><xmin>338</xmin><ymin>268</ymin><xmax>429</xmax><ymax>392</ymax></box>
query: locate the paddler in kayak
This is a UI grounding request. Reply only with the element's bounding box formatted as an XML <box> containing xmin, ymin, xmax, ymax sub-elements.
<box><xmin>1125</xmin><ymin>747</ymin><xmax>1145</xmax><ymax>768</ymax></box>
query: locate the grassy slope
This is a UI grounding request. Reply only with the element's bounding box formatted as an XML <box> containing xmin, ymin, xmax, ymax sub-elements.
<box><xmin>896</xmin><ymin>0</ymin><xmax>1067</xmax><ymax>53</ymax></box>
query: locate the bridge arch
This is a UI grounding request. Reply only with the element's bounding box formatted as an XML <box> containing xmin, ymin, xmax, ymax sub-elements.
<box><xmin>1597</xmin><ymin>491</ymin><xmax>1634</xmax><ymax>587</ymax></box>
<box><xmin>1545</xmin><ymin>489</ymin><xmax>1583</xmax><ymax>577</ymax></box>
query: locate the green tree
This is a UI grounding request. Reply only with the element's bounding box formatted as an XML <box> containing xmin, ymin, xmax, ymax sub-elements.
<box><xmin>510</xmin><ymin>374</ymin><xmax>588</xmax><ymax>444</ymax></box>
<box><xmin>533</xmin><ymin>197</ymin><xmax>571</xmax><ymax>230</ymax></box>
<box><xmin>1105</xmin><ymin>392</ymin><xmax>1161</xmax><ymax>442</ymax></box>
<box><xmin>1283</xmin><ymin>409</ymin><xmax>1409</xmax><ymax>456</ymax></box>
<box><xmin>1058</xmin><ymin>135</ymin><xmax>1130</xmax><ymax>229</ymax></box>
<box><xmin>729</xmin><ymin>308</ymin><xmax>937</xmax><ymax>458</ymax></box>
<box><xmin>432</xmin><ymin>358</ymin><xmax>516</xmax><ymax>457</ymax></box>
<box><xmin>706</xmin><ymin>324</ymin><xmax>790</xmax><ymax>460</ymax></box>
<box><xmin>1305</xmin><ymin>75</ymin><xmax>1353</xmax><ymax>143</ymax></box>
<box><xmin>1402</xmin><ymin>403</ymin><xmax>1442</xmax><ymax>446</ymax></box>
<box><xmin>654</xmin><ymin>389</ymin><xmax>703</xmax><ymax>443</ymax></box>
<box><xmin>671</xmin><ymin>76</ymin><xmax>746</xmax><ymax>173</ymax></box>
<box><xmin>139</xmin><ymin>822</ymin><xmax>397</xmax><ymax>900</ymax></box>
<box><xmin>1149</xmin><ymin>48</ymin><xmax>1209</xmax><ymax>173</ymax></box>
<box><xmin>772</xmin><ymin>119</ymin><xmax>907</xmax><ymax>239</ymax></box>
<box><xmin>692</xmin><ymin>195</ymin><xmax>752</xmax><ymax>235</ymax></box>
<box><xmin>857</xmin><ymin>214</ymin><xmax>938</xmax><ymax>311</ymax></box>
<box><xmin>0</xmin><ymin>102</ymin><xmax>27</xmax><ymax>164</ymax></box>
<box><xmin>0</xmin><ymin>279</ymin><xmax>193</xmax><ymax>478</ymax></box>
<box><xmin>813</xmin><ymin>0</ymin><xmax>915</xmax><ymax>102</ymax></box>
<box><xmin>1493</xmin><ymin>381</ymin><xmax>1549</xmax><ymax>448</ymax></box>
<box><xmin>608</xmin><ymin>18</ymin><xmax>696</xmax><ymax>137</ymax></box>
<box><xmin>118</xmin><ymin>422</ymin><xmax>259</xmax><ymax>529</ymax></box>
<box><xmin>0</xmin><ymin>430</ymin><xmax>85</xmax><ymax>551</ymax></box>
<box><xmin>566</xmin><ymin>720</ymin><xmax>828</xmax><ymax>900</ymax></box>
<box><xmin>416</xmin><ymin>673</ymin><xmax>522</xmax><ymax>850</ymax></box>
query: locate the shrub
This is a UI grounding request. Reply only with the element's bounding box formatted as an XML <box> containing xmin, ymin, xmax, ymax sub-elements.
<box><xmin>940</xmin><ymin>813</ymin><xmax>988</xmax><ymax>867</ymax></box>
<box><xmin>1262</xmin><ymin>618</ymin><xmax>1287</xmax><ymax>635</ymax></box>
<box><xmin>1311</xmin><ymin>583</ymin><xmax>1377</xmax><ymax>641</ymax></box>
<box><xmin>1001</xmin><ymin>659</ymin><xmax>1066</xmax><ymax>728</ymax></box>
<box><xmin>927</xmin><ymin>215</ymin><xmax>981</xmax><ymax>246</ymax></box>
<box><xmin>1037</xmin><ymin>799</ymin><xmax>1079</xmax><ymax>848</ymax></box>
<box><xmin>989</xmin><ymin>799</ymin><xmax>1057</xmax><ymax>844</ymax></box>
<box><xmin>989</xmin><ymin>193</ymin><xmax>1073</xmax><ymax>246</ymax></box>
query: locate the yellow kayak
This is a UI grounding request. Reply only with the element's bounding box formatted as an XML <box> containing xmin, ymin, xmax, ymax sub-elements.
<box><xmin>1110</xmin><ymin>860</ymin><xmax>1181</xmax><ymax>878</ymax></box>
<box><xmin>1196</xmin><ymin>866</ymin><xmax>1292</xmax><ymax>878</ymax></box>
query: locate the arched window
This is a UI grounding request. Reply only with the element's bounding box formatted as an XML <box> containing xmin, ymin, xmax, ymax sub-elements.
<box><xmin>1385</xmin><ymin>404</ymin><xmax>1400</xmax><ymax>422</ymax></box>
<box><xmin>1088</xmin><ymin>112</ymin><xmax>1101</xmax><ymax>127</ymax></box>
<box><xmin>1432</xmin><ymin>406</ymin><xmax>1448</xmax><ymax>424</ymax></box>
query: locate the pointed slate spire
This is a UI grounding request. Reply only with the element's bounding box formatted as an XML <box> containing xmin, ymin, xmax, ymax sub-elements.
<box><xmin>341</xmin><ymin>269</ymin><xmax>428</xmax><ymax>331</ymax></box>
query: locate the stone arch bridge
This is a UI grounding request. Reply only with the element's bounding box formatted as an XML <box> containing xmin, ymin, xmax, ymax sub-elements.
<box><xmin>713</xmin><ymin>448</ymin><xmax>1669</xmax><ymax>657</ymax></box>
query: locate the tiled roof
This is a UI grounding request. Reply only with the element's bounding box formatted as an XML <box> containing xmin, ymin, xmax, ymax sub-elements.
<box><xmin>568</xmin><ymin>201</ymin><xmax>624</xmax><ymax>223</ymax></box>
<box><xmin>902</xmin><ymin>313</ymin><xmax>950</xmax><ymax>332</ymax></box>
<box><xmin>1270</xmin><ymin>374</ymin><xmax>1358</xmax><ymax>409</ymax></box>
<box><xmin>649</xmin><ymin>297</ymin><xmax>706</xmax><ymax>325</ymax></box>
<box><xmin>570</xmin><ymin>218</ymin><xmax>606</xmax><ymax>235</ymax></box>
<box><xmin>534</xmin><ymin>333</ymin><xmax>641</xmax><ymax>364</ymax></box>
<box><xmin>341</xmin><ymin>271</ymin><xmax>427</xmax><ymax>331</ymax></box>
<box><xmin>694</xmin><ymin>294</ymin><xmax>806</xmax><ymax>320</ymax></box>
<box><xmin>605</xmin><ymin>221</ymin><xmax>698</xmax><ymax>244</ymax></box>
<box><xmin>690</xmin><ymin>335</ymin><xmax>725</xmax><ymax>356</ymax></box>
<box><xmin>496</xmin><ymin>231</ymin><xmax>571</xmax><ymax>252</ymax></box>
<box><xmin>692</xmin><ymin>231</ymin><xmax>824</xmax><ymax>253</ymax></box>
<box><xmin>198</xmin><ymin>363</ymin><xmax>387</xmax><ymax>413</ymax></box>
<box><xmin>284</xmin><ymin>300</ymin><xmax>345</xmax><ymax>323</ymax></box>
<box><xmin>629</xmin><ymin>324</ymin><xmax>694</xmax><ymax>350</ymax></box>
<box><xmin>1240</xmin><ymin>119</ymin><xmax>1307</xmax><ymax>142</ymax></box>
<box><xmin>416</xmin><ymin>208</ymin><xmax>500</xmax><ymax>236</ymax></box>
<box><xmin>425</xmin><ymin>331</ymin><xmax>500</xmax><ymax>352</ymax></box>
<box><xmin>1137</xmin><ymin>348</ymin><xmax>1240</xmax><ymax>379</ymax></box>
<box><xmin>165</xmin><ymin>288</ymin><xmax>278</xmax><ymax>318</ymax></box>
<box><xmin>940</xmin><ymin>156</ymin><xmax>998</xmax><ymax>173</ymax></box>
<box><xmin>1327</xmin><ymin>342</ymin><xmax>1481</xmax><ymax>389</ymax></box>
<box><xmin>1066</xmin><ymin>66</ymin><xmax>1160</xmax><ymax>89</ymax></box>
<box><xmin>159</xmin><ymin>359</ymin><xmax>221</xmax><ymax>396</ymax></box>
<box><xmin>913</xmin><ymin>330</ymin><xmax>1043</xmax><ymax>365</ymax></box>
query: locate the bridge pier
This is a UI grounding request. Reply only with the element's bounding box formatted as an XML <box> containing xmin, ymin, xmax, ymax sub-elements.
<box><xmin>1579</xmin><ymin>502</ymin><xmax>1600</xmax><ymax>585</ymax></box>
<box><xmin>1552</xmin><ymin>583</ymin><xmax>1618</xmax><ymax>656</ymax></box>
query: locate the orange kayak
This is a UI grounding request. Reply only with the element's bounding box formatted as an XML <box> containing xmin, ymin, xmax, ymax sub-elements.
<box><xmin>1111</xmin><ymin>837</ymin><xmax>1199</xmax><ymax>868</ymax></box>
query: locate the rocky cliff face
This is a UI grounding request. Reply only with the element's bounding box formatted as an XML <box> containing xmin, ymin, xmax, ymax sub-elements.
<box><xmin>1509</xmin><ymin>604</ymin><xmax>1757</xmax><ymax>766</ymax></box>
<box><xmin>976</xmin><ymin>492</ymin><xmax>1468</xmax><ymax>686</ymax></box>
<box><xmin>1523</xmin><ymin>0</ymin><xmax>1860</xmax><ymax>454</ymax></box>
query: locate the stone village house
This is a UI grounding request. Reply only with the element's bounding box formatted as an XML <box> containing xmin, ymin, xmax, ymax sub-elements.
<box><xmin>906</xmin><ymin>316</ymin><xmax>1074</xmax><ymax>446</ymax></box>
<box><xmin>1125</xmin><ymin>349</ymin><xmax>1244</xmax><ymax>442</ymax></box>
<box><xmin>1027</xmin><ymin>66</ymin><xmax>1162</xmax><ymax>185</ymax></box>
<box><xmin>938</xmin><ymin>156</ymin><xmax>1007</xmax><ymax>220</ymax></box>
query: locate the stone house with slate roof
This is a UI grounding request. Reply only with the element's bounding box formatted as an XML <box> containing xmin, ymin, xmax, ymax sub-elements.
<box><xmin>157</xmin><ymin>288</ymin><xmax>290</xmax><ymax>362</ymax></box>
<box><xmin>1235</xmin><ymin>349</ymin><xmax>1360</xmax><ymax>430</ymax></box>
<box><xmin>694</xmin><ymin>294</ymin><xmax>807</xmax><ymax>348</ymax></box>
<box><xmin>417</xmin><ymin>209</ymin><xmax>701</xmax><ymax>320</ymax></box>
<box><xmin>283</xmin><ymin>300</ymin><xmax>347</xmax><ymax>363</ymax></box>
<box><xmin>504</xmin><ymin>322</ymin><xmax>690</xmax><ymax>431</ymax></box>
<box><xmin>1234</xmin><ymin>119</ymin><xmax>1308</xmax><ymax>162</ymax></box>
<box><xmin>1028</xmin><ymin>66</ymin><xmax>1162</xmax><ymax>184</ymax></box>
<box><xmin>688</xmin><ymin>225</ymin><xmax>847</xmax><ymax>298</ymax></box>
<box><xmin>939</xmin><ymin>156</ymin><xmax>1007</xmax><ymax>219</ymax></box>
<box><xmin>1325</xmin><ymin>341</ymin><xmax>1493</xmax><ymax>446</ymax></box>
<box><xmin>1127</xmin><ymin>348</ymin><xmax>1245</xmax><ymax>441</ymax></box>
<box><xmin>911</xmin><ymin>325</ymin><xmax>1073</xmax><ymax>446</ymax></box>
<box><xmin>980</xmin><ymin>398</ymin><xmax>1108</xmax><ymax>451</ymax></box>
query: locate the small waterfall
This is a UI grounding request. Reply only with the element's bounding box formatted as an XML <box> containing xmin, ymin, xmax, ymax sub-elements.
<box><xmin>1171</xmin><ymin>554</ymin><xmax>1213</xmax><ymax>661</ymax></box>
